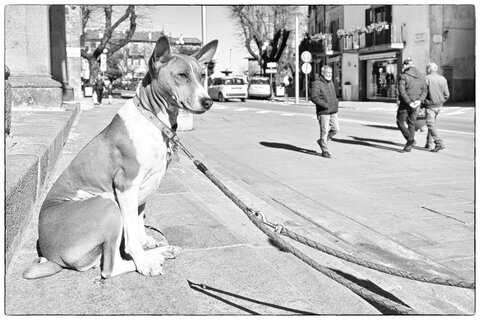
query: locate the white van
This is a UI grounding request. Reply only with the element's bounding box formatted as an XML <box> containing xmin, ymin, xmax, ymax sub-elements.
<box><xmin>208</xmin><ymin>77</ymin><xmax>247</xmax><ymax>102</ymax></box>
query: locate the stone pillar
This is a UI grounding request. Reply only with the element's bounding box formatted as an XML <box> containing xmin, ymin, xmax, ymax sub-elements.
<box><xmin>5</xmin><ymin>5</ymin><xmax>62</xmax><ymax>109</ymax></box>
<box><xmin>49</xmin><ymin>5</ymin><xmax>74</xmax><ymax>101</ymax></box>
<box><xmin>65</xmin><ymin>5</ymin><xmax>83</xmax><ymax>100</ymax></box>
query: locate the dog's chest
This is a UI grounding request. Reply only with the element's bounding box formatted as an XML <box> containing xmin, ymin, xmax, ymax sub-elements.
<box><xmin>118</xmin><ymin>102</ymin><xmax>170</xmax><ymax>203</ymax></box>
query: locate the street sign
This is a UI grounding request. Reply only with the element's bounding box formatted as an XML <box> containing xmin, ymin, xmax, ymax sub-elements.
<box><xmin>265</xmin><ymin>69</ymin><xmax>277</xmax><ymax>74</ymax></box>
<box><xmin>301</xmin><ymin>62</ymin><xmax>312</xmax><ymax>74</ymax></box>
<box><xmin>267</xmin><ymin>62</ymin><xmax>277</xmax><ymax>68</ymax></box>
<box><xmin>301</xmin><ymin>51</ymin><xmax>312</xmax><ymax>63</ymax></box>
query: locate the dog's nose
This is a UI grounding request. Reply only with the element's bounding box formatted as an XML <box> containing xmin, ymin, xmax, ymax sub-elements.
<box><xmin>201</xmin><ymin>97</ymin><xmax>213</xmax><ymax>110</ymax></box>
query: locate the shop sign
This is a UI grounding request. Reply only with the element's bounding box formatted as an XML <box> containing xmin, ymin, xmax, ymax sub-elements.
<box><xmin>414</xmin><ymin>32</ymin><xmax>427</xmax><ymax>45</ymax></box>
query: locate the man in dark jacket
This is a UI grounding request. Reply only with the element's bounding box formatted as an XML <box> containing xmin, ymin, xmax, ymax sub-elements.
<box><xmin>423</xmin><ymin>62</ymin><xmax>450</xmax><ymax>152</ymax></box>
<box><xmin>93</xmin><ymin>74</ymin><xmax>106</xmax><ymax>105</ymax></box>
<box><xmin>396</xmin><ymin>58</ymin><xmax>427</xmax><ymax>152</ymax></box>
<box><xmin>310</xmin><ymin>65</ymin><xmax>339</xmax><ymax>158</ymax></box>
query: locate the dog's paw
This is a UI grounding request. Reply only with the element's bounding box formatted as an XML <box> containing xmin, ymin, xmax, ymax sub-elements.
<box><xmin>158</xmin><ymin>245</ymin><xmax>183</xmax><ymax>259</ymax></box>
<box><xmin>136</xmin><ymin>251</ymin><xmax>166</xmax><ymax>277</ymax></box>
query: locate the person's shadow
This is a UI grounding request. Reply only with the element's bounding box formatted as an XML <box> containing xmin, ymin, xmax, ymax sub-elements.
<box><xmin>259</xmin><ymin>141</ymin><xmax>322</xmax><ymax>156</ymax></box>
<box><xmin>331</xmin><ymin>136</ymin><xmax>404</xmax><ymax>152</ymax></box>
<box><xmin>332</xmin><ymin>136</ymin><xmax>429</xmax><ymax>153</ymax></box>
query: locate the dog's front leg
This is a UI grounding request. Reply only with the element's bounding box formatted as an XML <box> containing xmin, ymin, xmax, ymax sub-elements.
<box><xmin>138</xmin><ymin>203</ymin><xmax>168</xmax><ymax>248</ymax></box>
<box><xmin>116</xmin><ymin>185</ymin><xmax>165</xmax><ymax>276</ymax></box>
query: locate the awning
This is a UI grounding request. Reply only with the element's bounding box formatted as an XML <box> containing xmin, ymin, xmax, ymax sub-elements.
<box><xmin>359</xmin><ymin>51</ymin><xmax>398</xmax><ymax>61</ymax></box>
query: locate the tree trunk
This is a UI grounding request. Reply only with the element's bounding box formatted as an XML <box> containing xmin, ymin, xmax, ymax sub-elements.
<box><xmin>88</xmin><ymin>56</ymin><xmax>100</xmax><ymax>82</ymax></box>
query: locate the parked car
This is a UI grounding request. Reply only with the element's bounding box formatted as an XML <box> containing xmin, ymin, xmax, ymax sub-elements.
<box><xmin>208</xmin><ymin>76</ymin><xmax>247</xmax><ymax>102</ymax></box>
<box><xmin>248</xmin><ymin>77</ymin><xmax>272</xmax><ymax>99</ymax></box>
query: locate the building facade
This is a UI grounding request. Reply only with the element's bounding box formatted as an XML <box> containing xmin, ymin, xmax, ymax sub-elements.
<box><xmin>305</xmin><ymin>4</ymin><xmax>475</xmax><ymax>102</ymax></box>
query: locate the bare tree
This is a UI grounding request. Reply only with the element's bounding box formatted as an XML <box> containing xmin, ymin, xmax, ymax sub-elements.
<box><xmin>81</xmin><ymin>5</ymin><xmax>137</xmax><ymax>81</ymax></box>
<box><xmin>229</xmin><ymin>6</ymin><xmax>303</xmax><ymax>75</ymax></box>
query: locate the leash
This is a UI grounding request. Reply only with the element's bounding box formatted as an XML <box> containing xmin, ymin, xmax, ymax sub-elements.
<box><xmin>132</xmin><ymin>95</ymin><xmax>473</xmax><ymax>313</ymax></box>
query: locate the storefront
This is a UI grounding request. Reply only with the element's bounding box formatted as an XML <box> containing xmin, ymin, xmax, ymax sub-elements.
<box><xmin>359</xmin><ymin>51</ymin><xmax>401</xmax><ymax>101</ymax></box>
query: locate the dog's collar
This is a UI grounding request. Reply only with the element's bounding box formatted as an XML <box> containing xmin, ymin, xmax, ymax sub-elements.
<box><xmin>132</xmin><ymin>95</ymin><xmax>179</xmax><ymax>163</ymax></box>
<box><xmin>132</xmin><ymin>95</ymin><xmax>178</xmax><ymax>137</ymax></box>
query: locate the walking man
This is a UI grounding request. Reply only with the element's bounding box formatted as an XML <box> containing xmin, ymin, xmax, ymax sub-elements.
<box><xmin>396</xmin><ymin>58</ymin><xmax>427</xmax><ymax>152</ymax></box>
<box><xmin>93</xmin><ymin>74</ymin><xmax>106</xmax><ymax>105</ymax></box>
<box><xmin>423</xmin><ymin>62</ymin><xmax>450</xmax><ymax>152</ymax></box>
<box><xmin>311</xmin><ymin>65</ymin><xmax>339</xmax><ymax>158</ymax></box>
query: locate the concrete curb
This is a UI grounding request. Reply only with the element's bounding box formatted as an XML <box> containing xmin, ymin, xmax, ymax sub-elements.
<box><xmin>5</xmin><ymin>102</ymin><xmax>80</xmax><ymax>267</ymax></box>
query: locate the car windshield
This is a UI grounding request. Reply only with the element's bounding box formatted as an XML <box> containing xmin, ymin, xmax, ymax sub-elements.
<box><xmin>250</xmin><ymin>79</ymin><xmax>269</xmax><ymax>85</ymax></box>
<box><xmin>223</xmin><ymin>78</ymin><xmax>244</xmax><ymax>85</ymax></box>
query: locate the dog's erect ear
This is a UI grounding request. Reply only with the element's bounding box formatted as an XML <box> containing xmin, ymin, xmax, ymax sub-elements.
<box><xmin>192</xmin><ymin>40</ymin><xmax>218</xmax><ymax>66</ymax></box>
<box><xmin>152</xmin><ymin>36</ymin><xmax>172</xmax><ymax>64</ymax></box>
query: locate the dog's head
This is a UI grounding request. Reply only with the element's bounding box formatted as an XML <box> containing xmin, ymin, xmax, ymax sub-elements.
<box><xmin>145</xmin><ymin>36</ymin><xmax>218</xmax><ymax>114</ymax></box>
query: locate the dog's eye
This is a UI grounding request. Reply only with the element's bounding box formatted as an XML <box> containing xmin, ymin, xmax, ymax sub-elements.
<box><xmin>179</xmin><ymin>73</ymin><xmax>188</xmax><ymax>79</ymax></box>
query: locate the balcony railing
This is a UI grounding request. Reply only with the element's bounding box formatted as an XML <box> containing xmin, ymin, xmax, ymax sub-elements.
<box><xmin>342</xmin><ymin>24</ymin><xmax>403</xmax><ymax>51</ymax></box>
<box><xmin>300</xmin><ymin>33</ymin><xmax>337</xmax><ymax>55</ymax></box>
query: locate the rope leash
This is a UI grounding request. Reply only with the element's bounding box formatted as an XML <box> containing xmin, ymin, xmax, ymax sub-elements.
<box><xmin>266</xmin><ymin>220</ymin><xmax>474</xmax><ymax>289</ymax></box>
<box><xmin>133</xmin><ymin>97</ymin><xmax>473</xmax><ymax>313</ymax></box>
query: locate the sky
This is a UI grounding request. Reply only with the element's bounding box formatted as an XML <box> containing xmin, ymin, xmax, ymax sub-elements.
<box><xmin>137</xmin><ymin>5</ymin><xmax>251</xmax><ymax>76</ymax></box>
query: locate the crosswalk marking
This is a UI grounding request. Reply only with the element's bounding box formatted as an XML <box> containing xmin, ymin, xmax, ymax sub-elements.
<box><xmin>280</xmin><ymin>113</ymin><xmax>295</xmax><ymax>116</ymax></box>
<box><xmin>443</xmin><ymin>110</ymin><xmax>467</xmax><ymax>116</ymax></box>
<box><xmin>256</xmin><ymin>110</ymin><xmax>270</xmax><ymax>114</ymax></box>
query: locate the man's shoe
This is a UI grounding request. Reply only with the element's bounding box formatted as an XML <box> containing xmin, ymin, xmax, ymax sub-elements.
<box><xmin>431</xmin><ymin>145</ymin><xmax>445</xmax><ymax>152</ymax></box>
<box><xmin>403</xmin><ymin>140</ymin><xmax>416</xmax><ymax>152</ymax></box>
<box><xmin>406</xmin><ymin>139</ymin><xmax>417</xmax><ymax>147</ymax></box>
<box><xmin>321</xmin><ymin>151</ymin><xmax>332</xmax><ymax>158</ymax></box>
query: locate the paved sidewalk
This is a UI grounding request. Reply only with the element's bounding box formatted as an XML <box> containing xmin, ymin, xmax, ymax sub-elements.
<box><xmin>4</xmin><ymin>97</ymin><xmax>474</xmax><ymax>315</ymax></box>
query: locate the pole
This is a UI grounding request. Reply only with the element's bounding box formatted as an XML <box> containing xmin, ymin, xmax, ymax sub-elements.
<box><xmin>305</xmin><ymin>73</ymin><xmax>308</xmax><ymax>103</ymax></box>
<box><xmin>270</xmin><ymin>72</ymin><xmax>273</xmax><ymax>100</ymax></box>
<box><xmin>295</xmin><ymin>16</ymin><xmax>299</xmax><ymax>104</ymax></box>
<box><xmin>201</xmin><ymin>6</ymin><xmax>208</xmax><ymax>89</ymax></box>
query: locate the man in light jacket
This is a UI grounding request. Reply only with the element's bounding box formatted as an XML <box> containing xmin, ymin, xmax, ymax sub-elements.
<box><xmin>310</xmin><ymin>65</ymin><xmax>339</xmax><ymax>158</ymax></box>
<box><xmin>396</xmin><ymin>58</ymin><xmax>427</xmax><ymax>152</ymax></box>
<box><xmin>423</xmin><ymin>62</ymin><xmax>450</xmax><ymax>152</ymax></box>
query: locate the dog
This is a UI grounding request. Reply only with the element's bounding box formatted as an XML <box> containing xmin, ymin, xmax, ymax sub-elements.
<box><xmin>23</xmin><ymin>36</ymin><xmax>218</xmax><ymax>279</ymax></box>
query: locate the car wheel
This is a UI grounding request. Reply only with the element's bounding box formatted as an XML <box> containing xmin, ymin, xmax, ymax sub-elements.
<box><xmin>241</xmin><ymin>98</ymin><xmax>246</xmax><ymax>102</ymax></box>
<box><xmin>218</xmin><ymin>93</ymin><xmax>225</xmax><ymax>102</ymax></box>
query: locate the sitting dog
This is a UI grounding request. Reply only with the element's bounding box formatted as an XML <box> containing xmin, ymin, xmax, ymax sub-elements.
<box><xmin>23</xmin><ymin>36</ymin><xmax>218</xmax><ymax>279</ymax></box>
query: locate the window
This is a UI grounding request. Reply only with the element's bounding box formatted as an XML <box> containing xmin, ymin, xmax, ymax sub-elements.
<box><xmin>365</xmin><ymin>5</ymin><xmax>392</xmax><ymax>46</ymax></box>
<box><xmin>366</xmin><ymin>58</ymin><xmax>398</xmax><ymax>100</ymax></box>
<box><xmin>366</xmin><ymin>5</ymin><xmax>392</xmax><ymax>25</ymax></box>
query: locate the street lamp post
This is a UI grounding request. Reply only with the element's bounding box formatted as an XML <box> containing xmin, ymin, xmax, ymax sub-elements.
<box><xmin>295</xmin><ymin>16</ymin><xmax>299</xmax><ymax>104</ymax></box>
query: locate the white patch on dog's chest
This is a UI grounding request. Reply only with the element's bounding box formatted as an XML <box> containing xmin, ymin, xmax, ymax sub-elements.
<box><xmin>118</xmin><ymin>101</ymin><xmax>170</xmax><ymax>204</ymax></box>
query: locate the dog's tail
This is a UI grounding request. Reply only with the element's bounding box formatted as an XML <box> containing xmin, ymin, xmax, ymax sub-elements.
<box><xmin>23</xmin><ymin>257</ymin><xmax>63</xmax><ymax>279</ymax></box>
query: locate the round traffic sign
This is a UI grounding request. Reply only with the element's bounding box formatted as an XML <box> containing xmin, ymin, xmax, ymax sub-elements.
<box><xmin>301</xmin><ymin>51</ymin><xmax>312</xmax><ymax>63</ymax></box>
<box><xmin>301</xmin><ymin>62</ymin><xmax>312</xmax><ymax>74</ymax></box>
